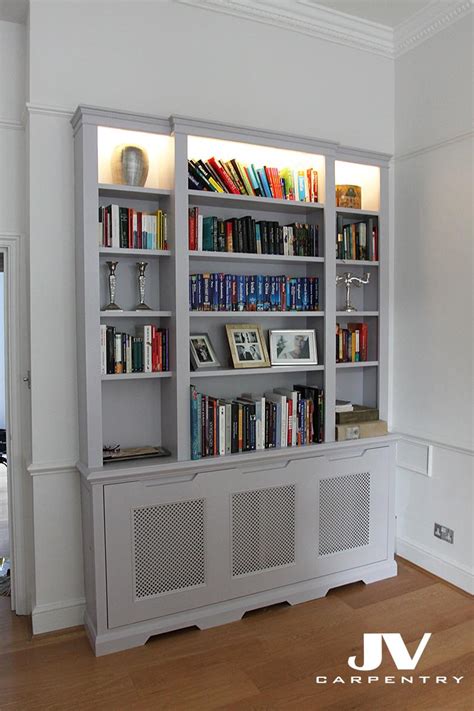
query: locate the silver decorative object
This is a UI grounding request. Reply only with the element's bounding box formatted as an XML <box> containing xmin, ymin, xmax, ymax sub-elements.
<box><xmin>336</xmin><ymin>271</ymin><xmax>370</xmax><ymax>312</ymax></box>
<box><xmin>103</xmin><ymin>261</ymin><xmax>122</xmax><ymax>311</ymax></box>
<box><xmin>111</xmin><ymin>144</ymin><xmax>149</xmax><ymax>187</ymax></box>
<box><xmin>136</xmin><ymin>261</ymin><xmax>151</xmax><ymax>310</ymax></box>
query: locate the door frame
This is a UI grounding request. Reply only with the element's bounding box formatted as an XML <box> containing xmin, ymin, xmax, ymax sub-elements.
<box><xmin>0</xmin><ymin>234</ymin><xmax>29</xmax><ymax>614</ymax></box>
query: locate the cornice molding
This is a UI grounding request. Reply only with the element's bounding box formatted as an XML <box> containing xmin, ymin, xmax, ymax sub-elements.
<box><xmin>28</xmin><ymin>461</ymin><xmax>78</xmax><ymax>477</ymax></box>
<box><xmin>176</xmin><ymin>0</ymin><xmax>393</xmax><ymax>57</ymax></box>
<box><xmin>175</xmin><ymin>0</ymin><xmax>472</xmax><ymax>59</ymax></box>
<box><xmin>394</xmin><ymin>0</ymin><xmax>473</xmax><ymax>57</ymax></box>
<box><xmin>394</xmin><ymin>128</ymin><xmax>474</xmax><ymax>162</ymax></box>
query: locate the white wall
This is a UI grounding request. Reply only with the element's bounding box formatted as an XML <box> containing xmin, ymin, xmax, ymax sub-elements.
<box><xmin>26</xmin><ymin>0</ymin><xmax>395</xmax><ymax>632</ymax></box>
<box><xmin>393</xmin><ymin>17</ymin><xmax>473</xmax><ymax>593</ymax></box>
<box><xmin>0</xmin><ymin>18</ymin><xmax>33</xmax><ymax>615</ymax></box>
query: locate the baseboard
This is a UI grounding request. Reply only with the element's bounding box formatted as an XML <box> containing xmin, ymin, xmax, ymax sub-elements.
<box><xmin>31</xmin><ymin>597</ymin><xmax>85</xmax><ymax>635</ymax></box>
<box><xmin>396</xmin><ymin>536</ymin><xmax>474</xmax><ymax>595</ymax></box>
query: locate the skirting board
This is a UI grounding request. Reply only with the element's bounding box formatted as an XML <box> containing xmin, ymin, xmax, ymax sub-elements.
<box><xmin>396</xmin><ymin>536</ymin><xmax>474</xmax><ymax>595</ymax></box>
<box><xmin>32</xmin><ymin>598</ymin><xmax>85</xmax><ymax>635</ymax></box>
<box><xmin>86</xmin><ymin>559</ymin><xmax>397</xmax><ymax>656</ymax></box>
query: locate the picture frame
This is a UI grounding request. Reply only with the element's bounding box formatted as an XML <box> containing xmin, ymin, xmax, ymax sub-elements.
<box><xmin>225</xmin><ymin>324</ymin><xmax>270</xmax><ymax>369</ymax></box>
<box><xmin>269</xmin><ymin>329</ymin><xmax>318</xmax><ymax>366</ymax></box>
<box><xmin>190</xmin><ymin>333</ymin><xmax>220</xmax><ymax>370</ymax></box>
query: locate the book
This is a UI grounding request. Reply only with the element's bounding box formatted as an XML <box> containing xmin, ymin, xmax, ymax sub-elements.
<box><xmin>336</xmin><ymin>420</ymin><xmax>388</xmax><ymax>441</ymax></box>
<box><xmin>336</xmin><ymin>404</ymin><xmax>379</xmax><ymax>424</ymax></box>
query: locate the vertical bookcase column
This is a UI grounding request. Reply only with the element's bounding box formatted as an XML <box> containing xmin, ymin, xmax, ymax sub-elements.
<box><xmin>74</xmin><ymin>121</ymin><xmax>103</xmax><ymax>469</ymax></box>
<box><xmin>324</xmin><ymin>156</ymin><xmax>336</xmax><ymax>442</ymax></box>
<box><xmin>171</xmin><ymin>130</ymin><xmax>191</xmax><ymax>460</ymax></box>
<box><xmin>378</xmin><ymin>164</ymin><xmax>390</xmax><ymax>422</ymax></box>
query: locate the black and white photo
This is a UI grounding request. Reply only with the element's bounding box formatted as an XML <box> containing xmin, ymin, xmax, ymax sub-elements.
<box><xmin>189</xmin><ymin>333</ymin><xmax>220</xmax><ymax>370</ymax></box>
<box><xmin>269</xmin><ymin>329</ymin><xmax>318</xmax><ymax>365</ymax></box>
<box><xmin>226</xmin><ymin>324</ymin><xmax>270</xmax><ymax>369</ymax></box>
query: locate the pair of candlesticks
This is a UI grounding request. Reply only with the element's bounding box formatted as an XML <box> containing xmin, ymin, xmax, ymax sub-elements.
<box><xmin>102</xmin><ymin>261</ymin><xmax>151</xmax><ymax>312</ymax></box>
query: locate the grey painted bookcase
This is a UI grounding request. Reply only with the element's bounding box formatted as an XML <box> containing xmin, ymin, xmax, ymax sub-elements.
<box><xmin>72</xmin><ymin>106</ymin><xmax>396</xmax><ymax>656</ymax></box>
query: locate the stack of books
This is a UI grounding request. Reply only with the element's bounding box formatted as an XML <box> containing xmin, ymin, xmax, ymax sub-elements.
<box><xmin>190</xmin><ymin>273</ymin><xmax>320</xmax><ymax>312</ymax></box>
<box><xmin>190</xmin><ymin>385</ymin><xmax>324</xmax><ymax>459</ymax></box>
<box><xmin>335</xmin><ymin>400</ymin><xmax>387</xmax><ymax>440</ymax></box>
<box><xmin>336</xmin><ymin>322</ymin><xmax>368</xmax><ymax>362</ymax></box>
<box><xmin>99</xmin><ymin>204</ymin><xmax>168</xmax><ymax>250</ymax></box>
<box><xmin>188</xmin><ymin>157</ymin><xmax>319</xmax><ymax>202</ymax></box>
<box><xmin>188</xmin><ymin>209</ymin><xmax>319</xmax><ymax>256</ymax></box>
<box><xmin>336</xmin><ymin>216</ymin><xmax>378</xmax><ymax>261</ymax></box>
<box><xmin>100</xmin><ymin>325</ymin><xmax>169</xmax><ymax>374</ymax></box>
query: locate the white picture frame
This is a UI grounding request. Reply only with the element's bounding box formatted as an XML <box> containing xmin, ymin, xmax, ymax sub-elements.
<box><xmin>190</xmin><ymin>333</ymin><xmax>220</xmax><ymax>370</ymax></box>
<box><xmin>269</xmin><ymin>329</ymin><xmax>318</xmax><ymax>366</ymax></box>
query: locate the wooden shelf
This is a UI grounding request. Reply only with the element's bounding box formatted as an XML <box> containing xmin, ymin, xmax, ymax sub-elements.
<box><xmin>99</xmin><ymin>183</ymin><xmax>171</xmax><ymax>200</ymax></box>
<box><xmin>190</xmin><ymin>311</ymin><xmax>324</xmax><ymax>318</ymax></box>
<box><xmin>99</xmin><ymin>248</ymin><xmax>171</xmax><ymax>258</ymax></box>
<box><xmin>336</xmin><ymin>311</ymin><xmax>378</xmax><ymax>317</ymax></box>
<box><xmin>336</xmin><ymin>207</ymin><xmax>379</xmax><ymax>217</ymax></box>
<box><xmin>336</xmin><ymin>259</ymin><xmax>378</xmax><ymax>267</ymax></box>
<box><xmin>189</xmin><ymin>189</ymin><xmax>324</xmax><ymax>213</ymax></box>
<box><xmin>190</xmin><ymin>364</ymin><xmax>324</xmax><ymax>378</ymax></box>
<box><xmin>336</xmin><ymin>361</ymin><xmax>378</xmax><ymax>369</ymax></box>
<box><xmin>100</xmin><ymin>310</ymin><xmax>172</xmax><ymax>318</ymax></box>
<box><xmin>101</xmin><ymin>372</ymin><xmax>172</xmax><ymax>381</ymax></box>
<box><xmin>189</xmin><ymin>251</ymin><xmax>324</xmax><ymax>264</ymax></box>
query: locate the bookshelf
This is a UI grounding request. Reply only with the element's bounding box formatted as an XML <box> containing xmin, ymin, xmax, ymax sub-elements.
<box><xmin>73</xmin><ymin>107</ymin><xmax>394</xmax><ymax>656</ymax></box>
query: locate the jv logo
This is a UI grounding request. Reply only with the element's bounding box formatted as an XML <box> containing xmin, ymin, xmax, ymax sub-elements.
<box><xmin>348</xmin><ymin>633</ymin><xmax>432</xmax><ymax>671</ymax></box>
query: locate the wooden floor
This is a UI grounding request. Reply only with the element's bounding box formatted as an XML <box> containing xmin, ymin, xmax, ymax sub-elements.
<box><xmin>0</xmin><ymin>558</ymin><xmax>472</xmax><ymax>710</ymax></box>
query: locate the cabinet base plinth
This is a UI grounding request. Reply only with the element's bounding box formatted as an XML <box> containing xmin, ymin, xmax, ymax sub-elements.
<box><xmin>86</xmin><ymin>558</ymin><xmax>397</xmax><ymax>656</ymax></box>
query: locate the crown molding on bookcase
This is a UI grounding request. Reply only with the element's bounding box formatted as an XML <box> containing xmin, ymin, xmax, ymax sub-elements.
<box><xmin>176</xmin><ymin>0</ymin><xmax>393</xmax><ymax>57</ymax></box>
<box><xmin>394</xmin><ymin>0</ymin><xmax>473</xmax><ymax>57</ymax></box>
<box><xmin>171</xmin><ymin>114</ymin><xmax>339</xmax><ymax>155</ymax></box>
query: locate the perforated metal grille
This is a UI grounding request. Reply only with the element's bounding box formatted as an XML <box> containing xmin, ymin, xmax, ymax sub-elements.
<box><xmin>319</xmin><ymin>472</ymin><xmax>371</xmax><ymax>556</ymax></box>
<box><xmin>132</xmin><ymin>499</ymin><xmax>206</xmax><ymax>599</ymax></box>
<box><xmin>231</xmin><ymin>485</ymin><xmax>296</xmax><ymax>577</ymax></box>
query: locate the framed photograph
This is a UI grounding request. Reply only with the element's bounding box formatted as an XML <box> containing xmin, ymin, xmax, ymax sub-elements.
<box><xmin>225</xmin><ymin>324</ymin><xmax>270</xmax><ymax>369</ymax></box>
<box><xmin>190</xmin><ymin>334</ymin><xmax>220</xmax><ymax>370</ymax></box>
<box><xmin>269</xmin><ymin>329</ymin><xmax>318</xmax><ymax>366</ymax></box>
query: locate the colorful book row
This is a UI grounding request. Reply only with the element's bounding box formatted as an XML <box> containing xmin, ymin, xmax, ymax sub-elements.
<box><xmin>188</xmin><ymin>157</ymin><xmax>319</xmax><ymax>202</ymax></box>
<box><xmin>336</xmin><ymin>216</ymin><xmax>378</xmax><ymax>261</ymax></box>
<box><xmin>99</xmin><ymin>204</ymin><xmax>168</xmax><ymax>250</ymax></box>
<box><xmin>189</xmin><ymin>274</ymin><xmax>320</xmax><ymax>312</ymax></box>
<box><xmin>336</xmin><ymin>322</ymin><xmax>369</xmax><ymax>362</ymax></box>
<box><xmin>188</xmin><ymin>209</ymin><xmax>320</xmax><ymax>257</ymax></box>
<box><xmin>190</xmin><ymin>385</ymin><xmax>324</xmax><ymax>460</ymax></box>
<box><xmin>100</xmin><ymin>324</ymin><xmax>169</xmax><ymax>374</ymax></box>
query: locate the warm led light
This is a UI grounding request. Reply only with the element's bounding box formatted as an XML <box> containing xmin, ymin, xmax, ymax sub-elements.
<box><xmin>97</xmin><ymin>127</ymin><xmax>173</xmax><ymax>189</ymax></box>
<box><xmin>335</xmin><ymin>161</ymin><xmax>380</xmax><ymax>211</ymax></box>
<box><xmin>188</xmin><ymin>135</ymin><xmax>326</xmax><ymax>203</ymax></box>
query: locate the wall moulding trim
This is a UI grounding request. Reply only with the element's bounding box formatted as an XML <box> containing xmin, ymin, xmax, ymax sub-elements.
<box><xmin>395</xmin><ymin>129</ymin><xmax>474</xmax><ymax>162</ymax></box>
<box><xmin>393</xmin><ymin>431</ymin><xmax>473</xmax><ymax>458</ymax></box>
<box><xmin>25</xmin><ymin>103</ymin><xmax>74</xmax><ymax>120</ymax></box>
<box><xmin>175</xmin><ymin>0</ymin><xmax>394</xmax><ymax>57</ymax></box>
<box><xmin>28</xmin><ymin>461</ymin><xmax>78</xmax><ymax>477</ymax></box>
<box><xmin>0</xmin><ymin>118</ymin><xmax>24</xmax><ymax>131</ymax></box>
<box><xmin>394</xmin><ymin>0</ymin><xmax>473</xmax><ymax>57</ymax></box>
<box><xmin>32</xmin><ymin>597</ymin><xmax>86</xmax><ymax>635</ymax></box>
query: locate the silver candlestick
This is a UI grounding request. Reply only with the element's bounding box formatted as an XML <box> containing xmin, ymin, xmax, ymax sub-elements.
<box><xmin>135</xmin><ymin>261</ymin><xmax>151</xmax><ymax>310</ymax></box>
<box><xmin>336</xmin><ymin>271</ymin><xmax>370</xmax><ymax>312</ymax></box>
<box><xmin>102</xmin><ymin>261</ymin><xmax>122</xmax><ymax>311</ymax></box>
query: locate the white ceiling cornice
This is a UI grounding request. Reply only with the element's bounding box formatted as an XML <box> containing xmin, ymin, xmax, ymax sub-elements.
<box><xmin>176</xmin><ymin>0</ymin><xmax>393</xmax><ymax>57</ymax></box>
<box><xmin>394</xmin><ymin>0</ymin><xmax>473</xmax><ymax>57</ymax></box>
<box><xmin>175</xmin><ymin>0</ymin><xmax>473</xmax><ymax>59</ymax></box>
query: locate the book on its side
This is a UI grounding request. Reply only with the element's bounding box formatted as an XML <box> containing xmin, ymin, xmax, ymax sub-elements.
<box><xmin>336</xmin><ymin>404</ymin><xmax>379</xmax><ymax>424</ymax></box>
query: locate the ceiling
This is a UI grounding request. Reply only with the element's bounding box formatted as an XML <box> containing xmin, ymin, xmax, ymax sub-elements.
<box><xmin>314</xmin><ymin>0</ymin><xmax>433</xmax><ymax>28</ymax></box>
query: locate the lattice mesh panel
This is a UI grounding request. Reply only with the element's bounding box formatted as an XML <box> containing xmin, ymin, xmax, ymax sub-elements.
<box><xmin>232</xmin><ymin>485</ymin><xmax>296</xmax><ymax>577</ymax></box>
<box><xmin>319</xmin><ymin>472</ymin><xmax>371</xmax><ymax>556</ymax></box>
<box><xmin>132</xmin><ymin>499</ymin><xmax>206</xmax><ymax>599</ymax></box>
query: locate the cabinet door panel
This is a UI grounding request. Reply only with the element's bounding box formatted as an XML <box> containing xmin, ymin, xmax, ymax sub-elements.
<box><xmin>314</xmin><ymin>446</ymin><xmax>390</xmax><ymax>576</ymax></box>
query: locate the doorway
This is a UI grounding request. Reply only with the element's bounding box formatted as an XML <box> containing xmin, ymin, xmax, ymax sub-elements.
<box><xmin>0</xmin><ymin>256</ymin><xmax>9</xmax><ymax>596</ymax></box>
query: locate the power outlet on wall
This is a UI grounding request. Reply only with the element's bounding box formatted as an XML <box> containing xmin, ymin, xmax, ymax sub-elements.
<box><xmin>434</xmin><ymin>523</ymin><xmax>454</xmax><ymax>544</ymax></box>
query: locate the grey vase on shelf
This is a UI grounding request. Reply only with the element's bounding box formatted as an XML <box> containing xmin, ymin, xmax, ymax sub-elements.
<box><xmin>111</xmin><ymin>144</ymin><xmax>149</xmax><ymax>187</ymax></box>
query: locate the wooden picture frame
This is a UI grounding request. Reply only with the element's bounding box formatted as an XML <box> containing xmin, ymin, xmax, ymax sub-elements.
<box><xmin>225</xmin><ymin>324</ymin><xmax>270</xmax><ymax>369</ymax></box>
<box><xmin>190</xmin><ymin>333</ymin><xmax>220</xmax><ymax>370</ymax></box>
<box><xmin>269</xmin><ymin>329</ymin><xmax>318</xmax><ymax>366</ymax></box>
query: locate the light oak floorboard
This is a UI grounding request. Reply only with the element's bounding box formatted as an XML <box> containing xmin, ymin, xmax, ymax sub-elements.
<box><xmin>0</xmin><ymin>558</ymin><xmax>472</xmax><ymax>710</ymax></box>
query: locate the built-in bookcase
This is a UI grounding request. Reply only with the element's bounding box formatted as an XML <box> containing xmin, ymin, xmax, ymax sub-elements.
<box><xmin>73</xmin><ymin>108</ymin><xmax>389</xmax><ymax>474</ymax></box>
